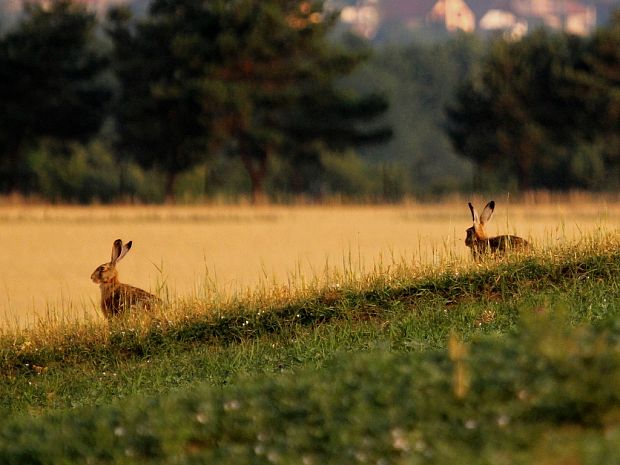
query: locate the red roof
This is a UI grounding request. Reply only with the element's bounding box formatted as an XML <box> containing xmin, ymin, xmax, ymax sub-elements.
<box><xmin>563</xmin><ymin>0</ymin><xmax>592</xmax><ymax>14</ymax></box>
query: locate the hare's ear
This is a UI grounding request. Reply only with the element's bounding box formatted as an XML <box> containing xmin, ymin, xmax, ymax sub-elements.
<box><xmin>480</xmin><ymin>200</ymin><xmax>495</xmax><ymax>225</ymax></box>
<box><xmin>111</xmin><ymin>239</ymin><xmax>123</xmax><ymax>263</ymax></box>
<box><xmin>116</xmin><ymin>240</ymin><xmax>133</xmax><ymax>263</ymax></box>
<box><xmin>468</xmin><ymin>202</ymin><xmax>479</xmax><ymax>224</ymax></box>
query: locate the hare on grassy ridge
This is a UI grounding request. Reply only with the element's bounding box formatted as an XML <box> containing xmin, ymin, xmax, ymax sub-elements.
<box><xmin>465</xmin><ymin>201</ymin><xmax>529</xmax><ymax>260</ymax></box>
<box><xmin>91</xmin><ymin>239</ymin><xmax>160</xmax><ymax>319</ymax></box>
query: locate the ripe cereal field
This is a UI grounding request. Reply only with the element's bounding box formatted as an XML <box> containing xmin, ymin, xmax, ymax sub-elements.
<box><xmin>1</xmin><ymin>196</ymin><xmax>620</xmax><ymax>464</ymax></box>
<box><xmin>0</xmin><ymin>196</ymin><xmax>619</xmax><ymax>328</ymax></box>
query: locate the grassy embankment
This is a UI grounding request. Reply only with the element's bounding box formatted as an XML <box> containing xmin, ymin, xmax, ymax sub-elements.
<box><xmin>1</xmin><ymin>234</ymin><xmax>620</xmax><ymax>464</ymax></box>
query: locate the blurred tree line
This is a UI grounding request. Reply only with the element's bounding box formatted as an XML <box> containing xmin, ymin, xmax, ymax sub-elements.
<box><xmin>2</xmin><ymin>1</ymin><xmax>620</xmax><ymax>203</ymax></box>
<box><xmin>447</xmin><ymin>15</ymin><xmax>620</xmax><ymax>192</ymax></box>
<box><xmin>352</xmin><ymin>33</ymin><xmax>481</xmax><ymax>198</ymax></box>
<box><xmin>0</xmin><ymin>0</ymin><xmax>390</xmax><ymax>203</ymax></box>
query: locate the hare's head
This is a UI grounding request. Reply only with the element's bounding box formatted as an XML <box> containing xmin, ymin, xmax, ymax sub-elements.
<box><xmin>91</xmin><ymin>239</ymin><xmax>132</xmax><ymax>284</ymax></box>
<box><xmin>465</xmin><ymin>201</ymin><xmax>495</xmax><ymax>246</ymax></box>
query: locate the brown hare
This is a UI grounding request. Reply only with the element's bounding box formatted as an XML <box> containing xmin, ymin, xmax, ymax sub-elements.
<box><xmin>91</xmin><ymin>239</ymin><xmax>160</xmax><ymax>319</ymax></box>
<box><xmin>465</xmin><ymin>201</ymin><xmax>529</xmax><ymax>260</ymax></box>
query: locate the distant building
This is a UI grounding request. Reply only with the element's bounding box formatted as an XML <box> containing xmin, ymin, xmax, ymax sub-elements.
<box><xmin>511</xmin><ymin>0</ymin><xmax>596</xmax><ymax>35</ymax></box>
<box><xmin>427</xmin><ymin>0</ymin><xmax>476</xmax><ymax>32</ymax></box>
<box><xmin>382</xmin><ymin>0</ymin><xmax>476</xmax><ymax>32</ymax></box>
<box><xmin>479</xmin><ymin>9</ymin><xmax>528</xmax><ymax>39</ymax></box>
<box><xmin>339</xmin><ymin>0</ymin><xmax>382</xmax><ymax>38</ymax></box>
<box><xmin>337</xmin><ymin>0</ymin><xmax>475</xmax><ymax>38</ymax></box>
<box><xmin>4</xmin><ymin>0</ymin><xmax>601</xmax><ymax>38</ymax></box>
<box><xmin>562</xmin><ymin>1</ymin><xmax>597</xmax><ymax>35</ymax></box>
<box><xmin>336</xmin><ymin>0</ymin><xmax>600</xmax><ymax>39</ymax></box>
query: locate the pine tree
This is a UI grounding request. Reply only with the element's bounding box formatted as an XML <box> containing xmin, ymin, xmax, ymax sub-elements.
<box><xmin>0</xmin><ymin>0</ymin><xmax>111</xmax><ymax>193</ymax></box>
<box><xmin>447</xmin><ymin>30</ymin><xmax>586</xmax><ymax>190</ymax></box>
<box><xmin>108</xmin><ymin>0</ymin><xmax>390</xmax><ymax>202</ymax></box>
<box><xmin>106</xmin><ymin>0</ymin><xmax>220</xmax><ymax>201</ymax></box>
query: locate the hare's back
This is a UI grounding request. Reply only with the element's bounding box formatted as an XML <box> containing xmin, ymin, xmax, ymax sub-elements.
<box><xmin>120</xmin><ymin>283</ymin><xmax>160</xmax><ymax>307</ymax></box>
<box><xmin>103</xmin><ymin>284</ymin><xmax>159</xmax><ymax>317</ymax></box>
<box><xmin>491</xmin><ymin>235</ymin><xmax>529</xmax><ymax>251</ymax></box>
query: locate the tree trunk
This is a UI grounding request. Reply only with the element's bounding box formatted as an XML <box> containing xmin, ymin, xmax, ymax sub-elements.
<box><xmin>241</xmin><ymin>150</ymin><xmax>268</xmax><ymax>204</ymax></box>
<box><xmin>515</xmin><ymin>138</ymin><xmax>537</xmax><ymax>191</ymax></box>
<box><xmin>4</xmin><ymin>142</ymin><xmax>23</xmax><ymax>194</ymax></box>
<box><xmin>516</xmin><ymin>161</ymin><xmax>532</xmax><ymax>191</ymax></box>
<box><xmin>164</xmin><ymin>171</ymin><xmax>177</xmax><ymax>204</ymax></box>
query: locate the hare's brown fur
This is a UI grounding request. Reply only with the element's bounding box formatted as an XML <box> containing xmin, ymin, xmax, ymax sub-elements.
<box><xmin>465</xmin><ymin>201</ymin><xmax>529</xmax><ymax>260</ymax></box>
<box><xmin>91</xmin><ymin>239</ymin><xmax>160</xmax><ymax>319</ymax></box>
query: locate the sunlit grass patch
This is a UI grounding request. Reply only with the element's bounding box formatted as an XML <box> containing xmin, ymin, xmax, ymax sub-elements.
<box><xmin>0</xmin><ymin>207</ymin><xmax>618</xmax><ymax>464</ymax></box>
<box><xmin>0</xmin><ymin>231</ymin><xmax>617</xmax><ymax>378</ymax></box>
<box><xmin>2</xmin><ymin>305</ymin><xmax>620</xmax><ymax>464</ymax></box>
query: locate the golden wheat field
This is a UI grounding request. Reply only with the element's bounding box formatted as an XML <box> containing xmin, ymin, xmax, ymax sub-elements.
<box><xmin>1</xmin><ymin>195</ymin><xmax>619</xmax><ymax>328</ymax></box>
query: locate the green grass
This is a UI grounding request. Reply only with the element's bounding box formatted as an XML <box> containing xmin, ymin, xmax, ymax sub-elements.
<box><xmin>1</xmin><ymin>237</ymin><xmax>620</xmax><ymax>464</ymax></box>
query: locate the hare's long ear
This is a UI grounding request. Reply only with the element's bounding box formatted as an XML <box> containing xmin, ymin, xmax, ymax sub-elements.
<box><xmin>111</xmin><ymin>239</ymin><xmax>123</xmax><ymax>263</ymax></box>
<box><xmin>116</xmin><ymin>240</ymin><xmax>133</xmax><ymax>263</ymax></box>
<box><xmin>480</xmin><ymin>200</ymin><xmax>495</xmax><ymax>225</ymax></box>
<box><xmin>468</xmin><ymin>202</ymin><xmax>479</xmax><ymax>224</ymax></box>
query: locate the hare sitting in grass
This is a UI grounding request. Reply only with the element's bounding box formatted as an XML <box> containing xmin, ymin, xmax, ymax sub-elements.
<box><xmin>91</xmin><ymin>239</ymin><xmax>160</xmax><ymax>319</ymax></box>
<box><xmin>465</xmin><ymin>201</ymin><xmax>529</xmax><ymax>260</ymax></box>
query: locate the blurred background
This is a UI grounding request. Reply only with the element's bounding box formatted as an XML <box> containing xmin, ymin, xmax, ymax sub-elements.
<box><xmin>1</xmin><ymin>0</ymin><xmax>620</xmax><ymax>205</ymax></box>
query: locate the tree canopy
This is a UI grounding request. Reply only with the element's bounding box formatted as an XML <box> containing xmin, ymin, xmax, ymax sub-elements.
<box><xmin>3</xmin><ymin>1</ymin><xmax>620</xmax><ymax>202</ymax></box>
<box><xmin>447</xmin><ymin>22</ymin><xmax>620</xmax><ymax>191</ymax></box>
<box><xmin>0</xmin><ymin>0</ymin><xmax>111</xmax><ymax>193</ymax></box>
<box><xmin>108</xmin><ymin>0</ymin><xmax>391</xmax><ymax>201</ymax></box>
